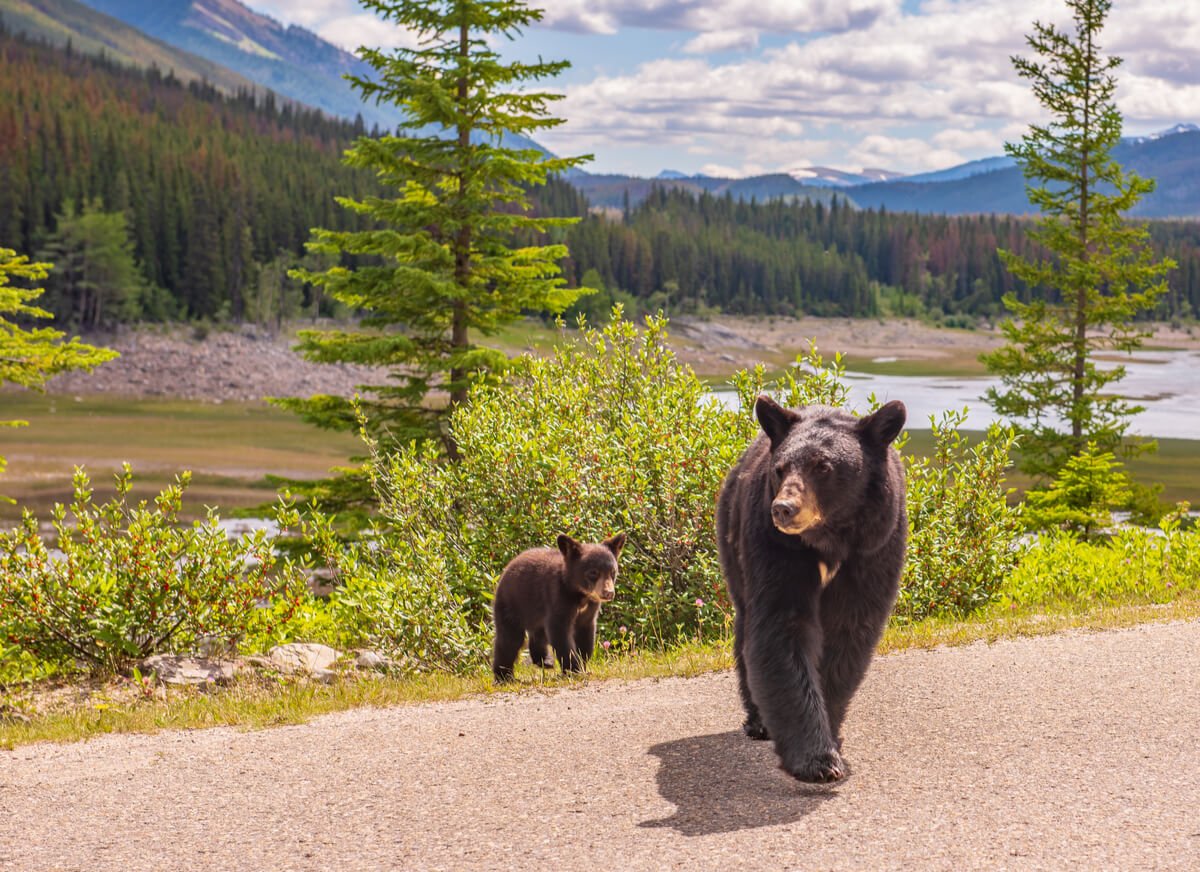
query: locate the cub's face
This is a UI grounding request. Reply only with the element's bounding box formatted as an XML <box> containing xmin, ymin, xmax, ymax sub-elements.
<box><xmin>755</xmin><ymin>395</ymin><xmax>905</xmax><ymax>537</ymax></box>
<box><xmin>557</xmin><ymin>532</ymin><xmax>627</xmax><ymax>603</ymax></box>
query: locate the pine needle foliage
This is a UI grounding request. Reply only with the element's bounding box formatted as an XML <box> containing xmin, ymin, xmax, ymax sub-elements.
<box><xmin>278</xmin><ymin>0</ymin><xmax>592</xmax><ymax>463</ymax></box>
<box><xmin>982</xmin><ymin>0</ymin><xmax>1175</xmax><ymax>480</ymax></box>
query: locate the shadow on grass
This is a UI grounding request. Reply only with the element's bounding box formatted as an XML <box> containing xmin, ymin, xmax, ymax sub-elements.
<box><xmin>639</xmin><ymin>730</ymin><xmax>838</xmax><ymax>836</ymax></box>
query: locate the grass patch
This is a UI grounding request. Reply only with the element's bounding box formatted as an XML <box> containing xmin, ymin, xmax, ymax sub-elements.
<box><xmin>4</xmin><ymin>596</ymin><xmax>1197</xmax><ymax>750</ymax></box>
<box><xmin>839</xmin><ymin>352</ymin><xmax>989</xmax><ymax>378</ymax></box>
<box><xmin>0</xmin><ymin>394</ymin><xmax>361</xmax><ymax>519</ymax></box>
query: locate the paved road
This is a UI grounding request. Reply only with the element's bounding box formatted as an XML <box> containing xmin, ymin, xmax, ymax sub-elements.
<box><xmin>3</xmin><ymin>621</ymin><xmax>1199</xmax><ymax>871</ymax></box>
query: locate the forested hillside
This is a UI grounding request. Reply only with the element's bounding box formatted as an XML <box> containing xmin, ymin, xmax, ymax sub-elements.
<box><xmin>1</xmin><ymin>27</ymin><xmax>1197</xmax><ymax>327</ymax></box>
<box><xmin>561</xmin><ymin>188</ymin><xmax>1200</xmax><ymax>320</ymax></box>
<box><xmin>0</xmin><ymin>25</ymin><xmax>376</xmax><ymax>325</ymax></box>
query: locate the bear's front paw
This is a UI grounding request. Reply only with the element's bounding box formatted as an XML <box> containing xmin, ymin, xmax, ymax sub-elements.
<box><xmin>782</xmin><ymin>749</ymin><xmax>846</xmax><ymax>783</ymax></box>
<box><xmin>742</xmin><ymin>717</ymin><xmax>771</xmax><ymax>741</ymax></box>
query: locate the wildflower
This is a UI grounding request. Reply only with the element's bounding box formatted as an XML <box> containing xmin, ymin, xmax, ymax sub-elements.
<box><xmin>619</xmin><ymin>625</ymin><xmax>627</xmax><ymax>634</ymax></box>
<box><xmin>695</xmin><ymin>598</ymin><xmax>704</xmax><ymax>608</ymax></box>
<box><xmin>602</xmin><ymin>640</ymin><xmax>611</xmax><ymax>650</ymax></box>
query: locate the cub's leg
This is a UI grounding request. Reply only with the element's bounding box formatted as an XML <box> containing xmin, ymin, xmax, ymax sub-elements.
<box><xmin>548</xmin><ymin>603</ymin><xmax>583</xmax><ymax>674</ymax></box>
<box><xmin>574</xmin><ymin>606</ymin><xmax>599</xmax><ymax>667</ymax></box>
<box><xmin>491</xmin><ymin>603</ymin><xmax>526</xmax><ymax>682</ymax></box>
<box><xmin>527</xmin><ymin>627</ymin><xmax>555</xmax><ymax>669</ymax></box>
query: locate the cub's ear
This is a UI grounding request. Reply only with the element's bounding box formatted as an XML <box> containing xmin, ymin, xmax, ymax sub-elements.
<box><xmin>858</xmin><ymin>400</ymin><xmax>906</xmax><ymax>446</ymax></box>
<box><xmin>603</xmin><ymin>532</ymin><xmax>627</xmax><ymax>558</ymax></box>
<box><xmin>754</xmin><ymin>395</ymin><xmax>797</xmax><ymax>447</ymax></box>
<box><xmin>556</xmin><ymin>534</ymin><xmax>583</xmax><ymax>561</ymax></box>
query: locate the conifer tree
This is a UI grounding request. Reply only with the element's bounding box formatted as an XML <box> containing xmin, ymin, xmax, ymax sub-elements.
<box><xmin>981</xmin><ymin>0</ymin><xmax>1175</xmax><ymax>479</ymax></box>
<box><xmin>277</xmin><ymin>0</ymin><xmax>591</xmax><ymax>459</ymax></box>
<box><xmin>0</xmin><ymin>248</ymin><xmax>117</xmax><ymax>484</ymax></box>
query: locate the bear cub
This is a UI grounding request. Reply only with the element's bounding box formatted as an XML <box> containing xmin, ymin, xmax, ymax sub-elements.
<box><xmin>717</xmin><ymin>395</ymin><xmax>907</xmax><ymax>783</ymax></box>
<box><xmin>492</xmin><ymin>533</ymin><xmax>627</xmax><ymax>682</ymax></box>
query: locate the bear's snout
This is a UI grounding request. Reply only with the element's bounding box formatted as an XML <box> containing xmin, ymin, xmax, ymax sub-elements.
<box><xmin>772</xmin><ymin>499</ymin><xmax>798</xmax><ymax>527</ymax></box>
<box><xmin>771</xmin><ymin>489</ymin><xmax>823</xmax><ymax>534</ymax></box>
<box><xmin>599</xmin><ymin>579</ymin><xmax>616</xmax><ymax>601</ymax></box>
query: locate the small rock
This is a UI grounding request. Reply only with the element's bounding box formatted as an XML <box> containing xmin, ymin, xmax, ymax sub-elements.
<box><xmin>353</xmin><ymin>650</ymin><xmax>390</xmax><ymax>671</ymax></box>
<box><xmin>267</xmin><ymin>643</ymin><xmax>341</xmax><ymax>673</ymax></box>
<box><xmin>141</xmin><ymin>654</ymin><xmax>241</xmax><ymax>686</ymax></box>
<box><xmin>310</xmin><ymin>668</ymin><xmax>338</xmax><ymax>685</ymax></box>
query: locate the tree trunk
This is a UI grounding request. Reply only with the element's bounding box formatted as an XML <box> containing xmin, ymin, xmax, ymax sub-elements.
<box><xmin>447</xmin><ymin>16</ymin><xmax>472</xmax><ymax>460</ymax></box>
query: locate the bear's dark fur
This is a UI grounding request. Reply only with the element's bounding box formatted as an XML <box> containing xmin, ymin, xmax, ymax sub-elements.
<box><xmin>716</xmin><ymin>395</ymin><xmax>907</xmax><ymax>782</ymax></box>
<box><xmin>492</xmin><ymin>533</ymin><xmax>627</xmax><ymax>682</ymax></box>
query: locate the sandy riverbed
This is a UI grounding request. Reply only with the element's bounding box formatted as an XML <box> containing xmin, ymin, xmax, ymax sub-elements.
<box><xmin>40</xmin><ymin>317</ymin><xmax>1200</xmax><ymax>402</ymax></box>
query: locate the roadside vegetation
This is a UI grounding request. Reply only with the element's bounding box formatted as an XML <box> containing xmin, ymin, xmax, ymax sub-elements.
<box><xmin>2</xmin><ymin>0</ymin><xmax>1199</xmax><ymax>749</ymax></box>
<box><xmin>3</xmin><ymin>313</ymin><xmax>1198</xmax><ymax>747</ymax></box>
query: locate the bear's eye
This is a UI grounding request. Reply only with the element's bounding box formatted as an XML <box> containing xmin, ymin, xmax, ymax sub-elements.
<box><xmin>587</xmin><ymin>570</ymin><xmax>600</xmax><ymax>581</ymax></box>
<box><xmin>811</xmin><ymin>459</ymin><xmax>834</xmax><ymax>475</ymax></box>
<box><xmin>773</xmin><ymin>463</ymin><xmax>786</xmax><ymax>480</ymax></box>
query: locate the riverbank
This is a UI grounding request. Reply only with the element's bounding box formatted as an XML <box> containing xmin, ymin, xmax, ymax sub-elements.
<box><xmin>39</xmin><ymin>317</ymin><xmax>1200</xmax><ymax>402</ymax></box>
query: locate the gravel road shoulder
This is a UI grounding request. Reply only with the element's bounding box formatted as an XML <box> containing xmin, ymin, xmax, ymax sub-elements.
<box><xmin>2</xmin><ymin>620</ymin><xmax>1198</xmax><ymax>871</ymax></box>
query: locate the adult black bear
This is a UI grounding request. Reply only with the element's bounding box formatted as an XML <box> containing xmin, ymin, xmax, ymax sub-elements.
<box><xmin>716</xmin><ymin>395</ymin><xmax>906</xmax><ymax>782</ymax></box>
<box><xmin>492</xmin><ymin>533</ymin><xmax>627</xmax><ymax>682</ymax></box>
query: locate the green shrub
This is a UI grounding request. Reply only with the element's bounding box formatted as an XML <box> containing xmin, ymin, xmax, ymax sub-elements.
<box><xmin>1002</xmin><ymin>504</ymin><xmax>1200</xmax><ymax>607</ymax></box>
<box><xmin>895</xmin><ymin>409</ymin><xmax>1025</xmax><ymax>622</ymax></box>
<box><xmin>322</xmin><ymin>313</ymin><xmax>745</xmax><ymax>668</ymax></box>
<box><xmin>309</xmin><ymin>317</ymin><xmax>1027</xmax><ymax>672</ymax></box>
<box><xmin>0</xmin><ymin>466</ymin><xmax>308</xmax><ymax>676</ymax></box>
<box><xmin>295</xmin><ymin>505</ymin><xmax>487</xmax><ymax>672</ymax></box>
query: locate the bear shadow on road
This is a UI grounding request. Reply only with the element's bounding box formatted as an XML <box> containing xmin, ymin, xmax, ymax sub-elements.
<box><xmin>639</xmin><ymin>731</ymin><xmax>838</xmax><ymax>836</ymax></box>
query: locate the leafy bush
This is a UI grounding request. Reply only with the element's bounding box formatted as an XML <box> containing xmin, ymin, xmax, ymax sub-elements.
<box><xmin>318</xmin><ymin>313</ymin><xmax>746</xmax><ymax>670</ymax></box>
<box><xmin>1001</xmin><ymin>504</ymin><xmax>1200</xmax><ymax>607</ymax></box>
<box><xmin>0</xmin><ymin>466</ymin><xmax>307</xmax><ymax>676</ymax></box>
<box><xmin>309</xmin><ymin>317</ymin><xmax>1028</xmax><ymax>672</ymax></box>
<box><xmin>895</xmin><ymin>409</ymin><xmax>1025</xmax><ymax>622</ymax></box>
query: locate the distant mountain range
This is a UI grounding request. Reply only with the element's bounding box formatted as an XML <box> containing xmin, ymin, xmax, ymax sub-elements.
<box><xmin>0</xmin><ymin>0</ymin><xmax>263</xmax><ymax>94</ymax></box>
<box><xmin>851</xmin><ymin>126</ymin><xmax>1200</xmax><ymax>218</ymax></box>
<box><xmin>74</xmin><ymin>0</ymin><xmax>387</xmax><ymax>126</ymax></box>
<box><xmin>606</xmin><ymin>124</ymin><xmax>1200</xmax><ymax>217</ymax></box>
<box><xmin>2</xmin><ymin>0</ymin><xmax>543</xmax><ymax>151</ymax></box>
<box><xmin>4</xmin><ymin>0</ymin><xmax>1197</xmax><ymax>218</ymax></box>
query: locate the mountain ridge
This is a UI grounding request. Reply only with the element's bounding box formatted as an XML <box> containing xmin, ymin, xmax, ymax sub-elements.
<box><xmin>0</xmin><ymin>0</ymin><xmax>266</xmax><ymax>95</ymax></box>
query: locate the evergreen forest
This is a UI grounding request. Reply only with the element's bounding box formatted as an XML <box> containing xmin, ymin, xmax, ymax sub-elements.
<box><xmin>2</xmin><ymin>25</ymin><xmax>1199</xmax><ymax>328</ymax></box>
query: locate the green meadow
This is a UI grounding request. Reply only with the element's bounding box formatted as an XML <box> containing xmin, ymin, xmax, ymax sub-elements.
<box><xmin>0</xmin><ymin>393</ymin><xmax>361</xmax><ymax>520</ymax></box>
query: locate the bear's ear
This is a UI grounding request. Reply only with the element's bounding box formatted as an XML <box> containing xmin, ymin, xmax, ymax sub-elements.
<box><xmin>755</xmin><ymin>395</ymin><xmax>797</xmax><ymax>447</ymax></box>
<box><xmin>557</xmin><ymin>534</ymin><xmax>583</xmax><ymax>561</ymax></box>
<box><xmin>858</xmin><ymin>400</ymin><xmax>906</xmax><ymax>446</ymax></box>
<box><xmin>603</xmin><ymin>532</ymin><xmax>627</xmax><ymax>558</ymax></box>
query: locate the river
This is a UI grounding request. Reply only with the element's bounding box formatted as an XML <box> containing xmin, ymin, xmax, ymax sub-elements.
<box><xmin>716</xmin><ymin>350</ymin><xmax>1200</xmax><ymax>440</ymax></box>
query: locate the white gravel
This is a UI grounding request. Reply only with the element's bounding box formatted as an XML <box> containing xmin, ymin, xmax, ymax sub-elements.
<box><xmin>2</xmin><ymin>620</ymin><xmax>1198</xmax><ymax>871</ymax></box>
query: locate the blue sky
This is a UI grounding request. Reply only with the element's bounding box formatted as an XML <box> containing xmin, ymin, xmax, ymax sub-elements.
<box><xmin>246</xmin><ymin>0</ymin><xmax>1200</xmax><ymax>178</ymax></box>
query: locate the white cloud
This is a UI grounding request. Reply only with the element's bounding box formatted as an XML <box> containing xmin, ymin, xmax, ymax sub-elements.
<box><xmin>541</xmin><ymin>0</ymin><xmax>901</xmax><ymax>36</ymax></box>
<box><xmin>318</xmin><ymin>14</ymin><xmax>421</xmax><ymax>52</ymax></box>
<box><xmin>534</xmin><ymin>0</ymin><xmax>1199</xmax><ymax>175</ymax></box>
<box><xmin>682</xmin><ymin>29</ymin><xmax>758</xmax><ymax>55</ymax></box>
<box><xmin>248</xmin><ymin>0</ymin><xmax>1200</xmax><ymax>176</ymax></box>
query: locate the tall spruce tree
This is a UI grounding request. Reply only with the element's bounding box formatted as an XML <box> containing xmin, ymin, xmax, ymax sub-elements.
<box><xmin>276</xmin><ymin>0</ymin><xmax>590</xmax><ymax>467</ymax></box>
<box><xmin>981</xmin><ymin>0</ymin><xmax>1174</xmax><ymax>479</ymax></box>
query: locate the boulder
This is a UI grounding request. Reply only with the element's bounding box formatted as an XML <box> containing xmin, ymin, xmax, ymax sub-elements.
<box><xmin>141</xmin><ymin>655</ymin><xmax>241</xmax><ymax>686</ymax></box>
<box><xmin>267</xmin><ymin>643</ymin><xmax>341</xmax><ymax>674</ymax></box>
